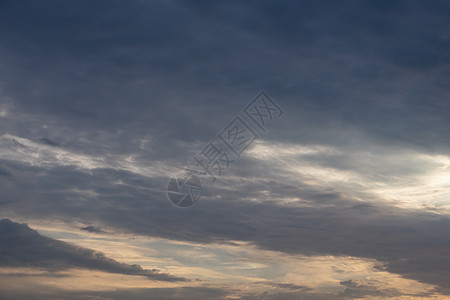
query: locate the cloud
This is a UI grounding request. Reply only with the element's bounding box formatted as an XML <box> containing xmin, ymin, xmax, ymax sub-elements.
<box><xmin>0</xmin><ymin>219</ymin><xmax>186</xmax><ymax>282</ymax></box>
<box><xmin>338</xmin><ymin>280</ymin><xmax>403</xmax><ymax>299</ymax></box>
<box><xmin>0</xmin><ymin>0</ymin><xmax>450</xmax><ymax>298</ymax></box>
<box><xmin>0</xmin><ymin>0</ymin><xmax>449</xmax><ymax>154</ymax></box>
<box><xmin>239</xmin><ymin>281</ymin><xmax>405</xmax><ymax>300</ymax></box>
<box><xmin>0</xmin><ymin>286</ymin><xmax>231</xmax><ymax>300</ymax></box>
<box><xmin>1</xmin><ymin>143</ymin><xmax>450</xmax><ymax>293</ymax></box>
<box><xmin>36</xmin><ymin>137</ymin><xmax>59</xmax><ymax>147</ymax></box>
<box><xmin>80</xmin><ymin>225</ymin><xmax>106</xmax><ymax>233</ymax></box>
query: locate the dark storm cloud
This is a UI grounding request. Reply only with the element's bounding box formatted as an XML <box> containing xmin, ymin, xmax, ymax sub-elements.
<box><xmin>0</xmin><ymin>219</ymin><xmax>186</xmax><ymax>282</ymax></box>
<box><xmin>0</xmin><ymin>0</ymin><xmax>449</xmax><ymax>154</ymax></box>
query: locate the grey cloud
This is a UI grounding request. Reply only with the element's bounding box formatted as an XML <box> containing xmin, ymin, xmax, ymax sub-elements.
<box><xmin>0</xmin><ymin>219</ymin><xmax>186</xmax><ymax>282</ymax></box>
<box><xmin>240</xmin><ymin>283</ymin><xmax>404</xmax><ymax>300</ymax></box>
<box><xmin>339</xmin><ymin>280</ymin><xmax>403</xmax><ymax>299</ymax></box>
<box><xmin>0</xmin><ymin>286</ymin><xmax>231</xmax><ymax>300</ymax></box>
<box><xmin>0</xmin><ymin>0</ymin><xmax>449</xmax><ymax>155</ymax></box>
<box><xmin>0</xmin><ymin>279</ymin><xmax>422</xmax><ymax>300</ymax></box>
<box><xmin>256</xmin><ymin>282</ymin><xmax>312</xmax><ymax>292</ymax></box>
<box><xmin>1</xmin><ymin>159</ymin><xmax>449</xmax><ymax>293</ymax></box>
<box><xmin>1</xmin><ymin>0</ymin><xmax>450</xmax><ymax>298</ymax></box>
<box><xmin>36</xmin><ymin>137</ymin><xmax>59</xmax><ymax>147</ymax></box>
<box><xmin>0</xmin><ymin>166</ymin><xmax>12</xmax><ymax>177</ymax></box>
<box><xmin>80</xmin><ymin>225</ymin><xmax>105</xmax><ymax>233</ymax></box>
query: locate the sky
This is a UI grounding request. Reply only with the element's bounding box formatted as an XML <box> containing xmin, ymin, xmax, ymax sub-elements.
<box><xmin>1</xmin><ymin>0</ymin><xmax>450</xmax><ymax>299</ymax></box>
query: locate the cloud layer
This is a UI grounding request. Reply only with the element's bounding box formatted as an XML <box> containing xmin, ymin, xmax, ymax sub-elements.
<box><xmin>0</xmin><ymin>219</ymin><xmax>186</xmax><ymax>282</ymax></box>
<box><xmin>1</xmin><ymin>0</ymin><xmax>450</xmax><ymax>298</ymax></box>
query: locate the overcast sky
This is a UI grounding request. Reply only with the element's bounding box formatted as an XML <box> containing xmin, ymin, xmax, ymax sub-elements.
<box><xmin>1</xmin><ymin>0</ymin><xmax>450</xmax><ymax>299</ymax></box>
